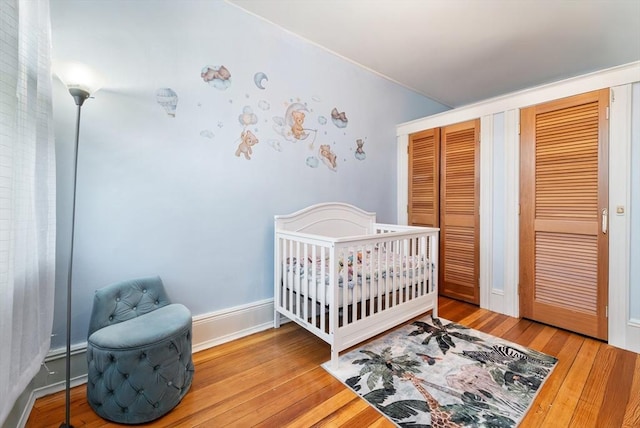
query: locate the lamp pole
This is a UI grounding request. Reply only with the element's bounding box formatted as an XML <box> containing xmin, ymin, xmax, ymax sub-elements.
<box><xmin>60</xmin><ymin>87</ymin><xmax>89</xmax><ymax>428</ymax></box>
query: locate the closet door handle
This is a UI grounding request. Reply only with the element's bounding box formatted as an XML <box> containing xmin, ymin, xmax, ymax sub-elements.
<box><xmin>602</xmin><ymin>208</ymin><xmax>608</xmax><ymax>234</ymax></box>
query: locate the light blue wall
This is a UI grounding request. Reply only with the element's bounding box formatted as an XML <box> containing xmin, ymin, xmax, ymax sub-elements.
<box><xmin>50</xmin><ymin>0</ymin><xmax>449</xmax><ymax>347</ymax></box>
<box><xmin>631</xmin><ymin>82</ymin><xmax>640</xmax><ymax>320</ymax></box>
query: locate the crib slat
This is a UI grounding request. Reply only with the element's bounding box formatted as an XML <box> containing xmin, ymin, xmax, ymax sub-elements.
<box><xmin>416</xmin><ymin>237</ymin><xmax>421</xmax><ymax>297</ymax></box>
<box><xmin>400</xmin><ymin>238</ymin><xmax>406</xmax><ymax>304</ymax></box>
<box><xmin>375</xmin><ymin>242</ymin><xmax>381</xmax><ymax>314</ymax></box>
<box><xmin>341</xmin><ymin>247</ymin><xmax>349</xmax><ymax>326</ymax></box>
<box><xmin>311</xmin><ymin>245</ymin><xmax>317</xmax><ymax>328</ymax></box>
<box><xmin>385</xmin><ymin>240</ymin><xmax>390</xmax><ymax>308</ymax></box>
<box><xmin>358</xmin><ymin>246</ymin><xmax>363</xmax><ymax>321</ymax></box>
<box><xmin>422</xmin><ymin>236</ymin><xmax>427</xmax><ymax>296</ymax></box>
<box><xmin>296</xmin><ymin>241</ymin><xmax>301</xmax><ymax>318</ymax></box>
<box><xmin>390</xmin><ymin>239</ymin><xmax>394</xmax><ymax>307</ymax></box>
<box><xmin>285</xmin><ymin>240</ymin><xmax>291</xmax><ymax>313</ymax></box>
<box><xmin>291</xmin><ymin>240</ymin><xmax>296</xmax><ymax>314</ymax></box>
<box><xmin>320</xmin><ymin>246</ymin><xmax>326</xmax><ymax>332</ymax></box>
<box><xmin>303</xmin><ymin>243</ymin><xmax>309</xmax><ymax>322</ymax></box>
<box><xmin>367</xmin><ymin>244</ymin><xmax>373</xmax><ymax>317</ymax></box>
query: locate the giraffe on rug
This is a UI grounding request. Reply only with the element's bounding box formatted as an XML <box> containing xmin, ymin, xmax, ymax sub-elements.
<box><xmin>403</xmin><ymin>372</ymin><xmax>462</xmax><ymax>428</ymax></box>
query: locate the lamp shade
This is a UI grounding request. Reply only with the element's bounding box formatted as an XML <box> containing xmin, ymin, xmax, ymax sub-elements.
<box><xmin>52</xmin><ymin>60</ymin><xmax>106</xmax><ymax>95</ymax></box>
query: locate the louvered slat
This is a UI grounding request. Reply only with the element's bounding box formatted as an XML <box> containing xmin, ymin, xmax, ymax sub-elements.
<box><xmin>535</xmin><ymin>101</ymin><xmax>599</xmax><ymax>220</ymax></box>
<box><xmin>409</xmin><ymin>129</ymin><xmax>439</xmax><ymax>227</ymax></box>
<box><xmin>443</xmin><ymin>225</ymin><xmax>475</xmax><ymax>285</ymax></box>
<box><xmin>444</xmin><ymin>128</ymin><xmax>476</xmax><ymax>216</ymax></box>
<box><xmin>535</xmin><ymin>232</ymin><xmax>598</xmax><ymax>314</ymax></box>
<box><xmin>440</xmin><ymin>120</ymin><xmax>479</xmax><ymax>304</ymax></box>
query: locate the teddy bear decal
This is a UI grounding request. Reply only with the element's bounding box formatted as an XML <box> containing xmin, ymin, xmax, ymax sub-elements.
<box><xmin>186</xmin><ymin>64</ymin><xmax>369</xmax><ymax>168</ymax></box>
<box><xmin>235</xmin><ymin>130</ymin><xmax>259</xmax><ymax>160</ymax></box>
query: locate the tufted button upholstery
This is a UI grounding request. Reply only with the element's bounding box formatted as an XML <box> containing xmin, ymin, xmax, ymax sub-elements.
<box><xmin>86</xmin><ymin>276</ymin><xmax>194</xmax><ymax>424</ymax></box>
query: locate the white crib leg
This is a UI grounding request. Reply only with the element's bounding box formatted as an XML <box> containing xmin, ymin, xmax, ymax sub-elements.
<box><xmin>331</xmin><ymin>346</ymin><xmax>339</xmax><ymax>368</ymax></box>
<box><xmin>274</xmin><ymin>310</ymin><xmax>281</xmax><ymax>328</ymax></box>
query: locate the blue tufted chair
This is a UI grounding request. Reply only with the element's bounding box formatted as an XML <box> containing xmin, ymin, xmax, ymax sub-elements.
<box><xmin>86</xmin><ymin>276</ymin><xmax>194</xmax><ymax>424</ymax></box>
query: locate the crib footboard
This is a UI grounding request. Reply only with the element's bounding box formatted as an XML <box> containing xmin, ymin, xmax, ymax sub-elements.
<box><xmin>274</xmin><ymin>223</ymin><xmax>439</xmax><ymax>367</ymax></box>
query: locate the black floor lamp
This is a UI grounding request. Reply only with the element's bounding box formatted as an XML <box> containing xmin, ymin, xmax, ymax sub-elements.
<box><xmin>52</xmin><ymin>60</ymin><xmax>104</xmax><ymax>428</ymax></box>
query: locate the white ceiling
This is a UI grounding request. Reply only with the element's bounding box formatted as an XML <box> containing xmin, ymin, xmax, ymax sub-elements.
<box><xmin>227</xmin><ymin>0</ymin><xmax>640</xmax><ymax>108</ymax></box>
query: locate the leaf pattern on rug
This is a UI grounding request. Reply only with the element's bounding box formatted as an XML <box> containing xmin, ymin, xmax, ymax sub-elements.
<box><xmin>409</xmin><ymin>316</ymin><xmax>485</xmax><ymax>354</ymax></box>
<box><xmin>363</xmin><ymin>388</ymin><xmax>429</xmax><ymax>421</ymax></box>
<box><xmin>353</xmin><ymin>347</ymin><xmax>421</xmax><ymax>390</ymax></box>
<box><xmin>323</xmin><ymin>315</ymin><xmax>558</xmax><ymax>428</ymax></box>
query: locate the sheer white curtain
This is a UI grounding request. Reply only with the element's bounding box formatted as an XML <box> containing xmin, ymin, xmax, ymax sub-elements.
<box><xmin>0</xmin><ymin>0</ymin><xmax>56</xmax><ymax>424</ymax></box>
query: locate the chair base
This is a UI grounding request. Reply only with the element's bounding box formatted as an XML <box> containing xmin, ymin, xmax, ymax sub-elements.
<box><xmin>86</xmin><ymin>304</ymin><xmax>194</xmax><ymax>424</ymax></box>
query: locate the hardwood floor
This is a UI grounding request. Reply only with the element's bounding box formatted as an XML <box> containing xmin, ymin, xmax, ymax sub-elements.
<box><xmin>26</xmin><ymin>297</ymin><xmax>640</xmax><ymax>427</ymax></box>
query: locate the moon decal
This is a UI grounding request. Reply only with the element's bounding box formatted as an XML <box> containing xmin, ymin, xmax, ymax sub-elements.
<box><xmin>254</xmin><ymin>72</ymin><xmax>268</xmax><ymax>90</ymax></box>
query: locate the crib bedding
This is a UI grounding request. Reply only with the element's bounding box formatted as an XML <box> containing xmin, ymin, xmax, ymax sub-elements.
<box><xmin>286</xmin><ymin>249</ymin><xmax>427</xmax><ymax>287</ymax></box>
<box><xmin>284</xmin><ymin>248</ymin><xmax>433</xmax><ymax>304</ymax></box>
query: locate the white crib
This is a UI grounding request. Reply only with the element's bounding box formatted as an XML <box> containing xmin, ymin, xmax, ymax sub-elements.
<box><xmin>274</xmin><ymin>202</ymin><xmax>439</xmax><ymax>367</ymax></box>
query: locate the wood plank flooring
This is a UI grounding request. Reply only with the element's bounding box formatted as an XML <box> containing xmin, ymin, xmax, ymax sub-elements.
<box><xmin>26</xmin><ymin>297</ymin><xmax>640</xmax><ymax>427</ymax></box>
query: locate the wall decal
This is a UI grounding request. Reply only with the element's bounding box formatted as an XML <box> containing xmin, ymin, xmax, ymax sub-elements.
<box><xmin>235</xmin><ymin>130</ymin><xmax>259</xmax><ymax>160</ymax></box>
<box><xmin>156</xmin><ymin>88</ymin><xmax>178</xmax><ymax>117</ymax></box>
<box><xmin>291</xmin><ymin>110</ymin><xmax>305</xmax><ymax>139</ymax></box>
<box><xmin>258</xmin><ymin>100</ymin><xmax>270</xmax><ymax>110</ymax></box>
<box><xmin>306</xmin><ymin>156</ymin><xmax>319</xmax><ymax>168</ymax></box>
<box><xmin>355</xmin><ymin>138</ymin><xmax>366</xmax><ymax>160</ymax></box>
<box><xmin>319</xmin><ymin>144</ymin><xmax>337</xmax><ymax>171</ymax></box>
<box><xmin>331</xmin><ymin>107</ymin><xmax>348</xmax><ymax>128</ymax></box>
<box><xmin>269</xmin><ymin>140</ymin><xmax>283</xmax><ymax>152</ymax></box>
<box><xmin>201</xmin><ymin>65</ymin><xmax>231</xmax><ymax>90</ymax></box>
<box><xmin>238</xmin><ymin>106</ymin><xmax>258</xmax><ymax>126</ymax></box>
<box><xmin>317</xmin><ymin>116</ymin><xmax>327</xmax><ymax>125</ymax></box>
<box><xmin>273</xmin><ymin>101</ymin><xmax>319</xmax><ymax>149</ymax></box>
<box><xmin>253</xmin><ymin>72</ymin><xmax>268</xmax><ymax>89</ymax></box>
<box><xmin>200</xmin><ymin>130</ymin><xmax>214</xmax><ymax>139</ymax></box>
<box><xmin>284</xmin><ymin>103</ymin><xmax>309</xmax><ymax>140</ymax></box>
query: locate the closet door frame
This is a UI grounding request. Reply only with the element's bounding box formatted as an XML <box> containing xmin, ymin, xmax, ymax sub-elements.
<box><xmin>397</xmin><ymin>63</ymin><xmax>637</xmax><ymax>350</ymax></box>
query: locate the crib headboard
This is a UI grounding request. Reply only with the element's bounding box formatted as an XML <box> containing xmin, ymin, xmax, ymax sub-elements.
<box><xmin>275</xmin><ymin>202</ymin><xmax>376</xmax><ymax>238</ymax></box>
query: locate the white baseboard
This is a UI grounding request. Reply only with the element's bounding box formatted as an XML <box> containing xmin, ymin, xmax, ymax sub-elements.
<box><xmin>11</xmin><ymin>347</ymin><xmax>88</xmax><ymax>428</ymax></box>
<box><xmin>624</xmin><ymin>319</ymin><xmax>640</xmax><ymax>354</ymax></box>
<box><xmin>11</xmin><ymin>298</ymin><xmax>278</xmax><ymax>428</ymax></box>
<box><xmin>489</xmin><ymin>289</ymin><xmax>505</xmax><ymax>314</ymax></box>
<box><xmin>192</xmin><ymin>298</ymin><xmax>275</xmax><ymax>353</ymax></box>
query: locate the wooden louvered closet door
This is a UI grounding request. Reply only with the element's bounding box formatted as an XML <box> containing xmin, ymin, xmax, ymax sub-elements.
<box><xmin>408</xmin><ymin>129</ymin><xmax>440</xmax><ymax>227</ymax></box>
<box><xmin>440</xmin><ymin>120</ymin><xmax>480</xmax><ymax>304</ymax></box>
<box><xmin>520</xmin><ymin>89</ymin><xmax>609</xmax><ymax>340</ymax></box>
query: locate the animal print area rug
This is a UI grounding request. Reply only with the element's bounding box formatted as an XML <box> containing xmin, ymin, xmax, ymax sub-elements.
<box><xmin>322</xmin><ymin>315</ymin><xmax>558</xmax><ymax>427</ymax></box>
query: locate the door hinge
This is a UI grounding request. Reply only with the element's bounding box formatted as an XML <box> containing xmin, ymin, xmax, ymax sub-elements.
<box><xmin>606</xmin><ymin>106</ymin><xmax>609</xmax><ymax>120</ymax></box>
<box><xmin>518</xmin><ymin>204</ymin><xmax>521</xmax><ymax>215</ymax></box>
<box><xmin>605</xmin><ymin>306</ymin><xmax>608</xmax><ymax>318</ymax></box>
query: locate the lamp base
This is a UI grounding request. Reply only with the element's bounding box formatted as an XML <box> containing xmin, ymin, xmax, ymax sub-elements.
<box><xmin>59</xmin><ymin>423</ymin><xmax>74</xmax><ymax>428</ymax></box>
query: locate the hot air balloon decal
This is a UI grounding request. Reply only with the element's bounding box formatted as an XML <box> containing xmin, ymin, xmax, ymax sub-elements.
<box><xmin>156</xmin><ymin>88</ymin><xmax>178</xmax><ymax>117</ymax></box>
